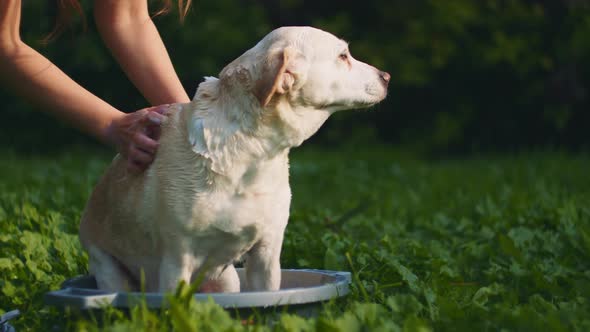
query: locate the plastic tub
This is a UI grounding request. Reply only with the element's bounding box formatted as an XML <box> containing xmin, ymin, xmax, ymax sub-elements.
<box><xmin>45</xmin><ymin>269</ymin><xmax>350</xmax><ymax>317</ymax></box>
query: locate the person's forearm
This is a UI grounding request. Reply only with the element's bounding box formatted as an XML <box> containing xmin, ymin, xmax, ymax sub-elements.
<box><xmin>94</xmin><ymin>2</ymin><xmax>190</xmax><ymax>105</ymax></box>
<box><xmin>0</xmin><ymin>42</ymin><xmax>124</xmax><ymax>144</ymax></box>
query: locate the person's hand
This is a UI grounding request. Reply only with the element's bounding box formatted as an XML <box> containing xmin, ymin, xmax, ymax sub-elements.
<box><xmin>106</xmin><ymin>105</ymin><xmax>170</xmax><ymax>172</ymax></box>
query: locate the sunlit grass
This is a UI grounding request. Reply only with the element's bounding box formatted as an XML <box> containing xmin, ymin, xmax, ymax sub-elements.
<box><xmin>1</xmin><ymin>147</ymin><xmax>589</xmax><ymax>331</ymax></box>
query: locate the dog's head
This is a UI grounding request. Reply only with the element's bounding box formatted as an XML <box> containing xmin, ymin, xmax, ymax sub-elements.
<box><xmin>190</xmin><ymin>27</ymin><xmax>389</xmax><ymax>162</ymax></box>
<box><xmin>219</xmin><ymin>26</ymin><xmax>389</xmax><ymax>112</ymax></box>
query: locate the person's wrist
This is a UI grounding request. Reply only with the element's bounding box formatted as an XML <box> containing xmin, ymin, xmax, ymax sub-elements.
<box><xmin>101</xmin><ymin>111</ymin><xmax>125</xmax><ymax>149</ymax></box>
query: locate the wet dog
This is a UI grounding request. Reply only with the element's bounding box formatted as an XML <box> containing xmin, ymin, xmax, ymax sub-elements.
<box><xmin>80</xmin><ymin>26</ymin><xmax>390</xmax><ymax>292</ymax></box>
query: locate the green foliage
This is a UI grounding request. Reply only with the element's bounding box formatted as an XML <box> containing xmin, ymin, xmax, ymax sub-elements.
<box><xmin>1</xmin><ymin>147</ymin><xmax>589</xmax><ymax>330</ymax></box>
<box><xmin>2</xmin><ymin>1</ymin><xmax>589</xmax><ymax>153</ymax></box>
<box><xmin>286</xmin><ymin>148</ymin><xmax>590</xmax><ymax>331</ymax></box>
<box><xmin>0</xmin><ymin>149</ymin><xmax>108</xmax><ymax>330</ymax></box>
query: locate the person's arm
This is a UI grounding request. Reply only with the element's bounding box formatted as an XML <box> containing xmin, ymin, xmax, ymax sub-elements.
<box><xmin>0</xmin><ymin>0</ymin><xmax>166</xmax><ymax>172</ymax></box>
<box><xmin>0</xmin><ymin>0</ymin><xmax>123</xmax><ymax>144</ymax></box>
<box><xmin>93</xmin><ymin>0</ymin><xmax>190</xmax><ymax>105</ymax></box>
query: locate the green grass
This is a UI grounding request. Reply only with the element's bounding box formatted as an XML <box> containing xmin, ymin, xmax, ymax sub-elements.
<box><xmin>1</xmin><ymin>147</ymin><xmax>589</xmax><ymax>331</ymax></box>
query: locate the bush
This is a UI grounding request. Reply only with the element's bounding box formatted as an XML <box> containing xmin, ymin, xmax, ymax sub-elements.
<box><xmin>1</xmin><ymin>1</ymin><xmax>589</xmax><ymax>153</ymax></box>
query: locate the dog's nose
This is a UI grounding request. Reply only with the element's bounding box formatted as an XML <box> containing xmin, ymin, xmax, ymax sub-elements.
<box><xmin>379</xmin><ymin>71</ymin><xmax>391</xmax><ymax>86</ymax></box>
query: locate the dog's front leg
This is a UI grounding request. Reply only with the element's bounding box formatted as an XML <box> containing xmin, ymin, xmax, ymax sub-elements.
<box><xmin>245</xmin><ymin>234</ymin><xmax>284</xmax><ymax>291</ymax></box>
<box><xmin>158</xmin><ymin>251</ymin><xmax>200</xmax><ymax>292</ymax></box>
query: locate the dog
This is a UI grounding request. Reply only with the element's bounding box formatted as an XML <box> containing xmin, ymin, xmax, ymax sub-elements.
<box><xmin>79</xmin><ymin>26</ymin><xmax>390</xmax><ymax>293</ymax></box>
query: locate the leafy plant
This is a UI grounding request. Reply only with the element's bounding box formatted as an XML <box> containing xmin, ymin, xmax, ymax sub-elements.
<box><xmin>1</xmin><ymin>147</ymin><xmax>589</xmax><ymax>331</ymax></box>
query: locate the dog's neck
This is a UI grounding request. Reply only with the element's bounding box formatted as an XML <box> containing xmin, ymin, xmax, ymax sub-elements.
<box><xmin>187</xmin><ymin>77</ymin><xmax>331</xmax><ymax>176</ymax></box>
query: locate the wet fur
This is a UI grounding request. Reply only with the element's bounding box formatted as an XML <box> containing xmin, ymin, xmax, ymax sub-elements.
<box><xmin>79</xmin><ymin>26</ymin><xmax>389</xmax><ymax>293</ymax></box>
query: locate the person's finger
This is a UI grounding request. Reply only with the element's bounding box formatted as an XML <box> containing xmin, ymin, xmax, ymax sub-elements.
<box><xmin>144</xmin><ymin>123</ymin><xmax>162</xmax><ymax>141</ymax></box>
<box><xmin>151</xmin><ymin>104</ymin><xmax>171</xmax><ymax>115</ymax></box>
<box><xmin>133</xmin><ymin>132</ymin><xmax>159</xmax><ymax>154</ymax></box>
<box><xmin>131</xmin><ymin>108</ymin><xmax>150</xmax><ymax>122</ymax></box>
<box><xmin>126</xmin><ymin>140</ymin><xmax>158</xmax><ymax>172</ymax></box>
<box><xmin>129</xmin><ymin>146</ymin><xmax>154</xmax><ymax>164</ymax></box>
<box><xmin>146</xmin><ymin>111</ymin><xmax>166</xmax><ymax>125</ymax></box>
<box><xmin>126</xmin><ymin>159</ymin><xmax>143</xmax><ymax>173</ymax></box>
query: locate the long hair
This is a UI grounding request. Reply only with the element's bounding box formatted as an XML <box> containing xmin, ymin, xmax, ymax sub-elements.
<box><xmin>43</xmin><ymin>0</ymin><xmax>192</xmax><ymax>43</ymax></box>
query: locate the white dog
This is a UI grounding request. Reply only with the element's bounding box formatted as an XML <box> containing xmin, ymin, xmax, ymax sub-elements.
<box><xmin>79</xmin><ymin>26</ymin><xmax>390</xmax><ymax>293</ymax></box>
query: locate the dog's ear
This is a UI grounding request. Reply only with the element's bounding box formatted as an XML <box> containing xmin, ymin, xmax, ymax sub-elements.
<box><xmin>253</xmin><ymin>46</ymin><xmax>305</xmax><ymax>107</ymax></box>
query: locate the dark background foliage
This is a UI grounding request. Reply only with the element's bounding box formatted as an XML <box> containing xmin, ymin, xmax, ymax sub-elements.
<box><xmin>1</xmin><ymin>0</ymin><xmax>589</xmax><ymax>154</ymax></box>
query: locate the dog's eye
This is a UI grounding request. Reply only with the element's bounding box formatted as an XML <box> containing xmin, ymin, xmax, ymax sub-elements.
<box><xmin>339</xmin><ymin>53</ymin><xmax>349</xmax><ymax>61</ymax></box>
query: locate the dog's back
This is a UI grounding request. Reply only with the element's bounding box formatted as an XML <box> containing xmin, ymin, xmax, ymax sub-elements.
<box><xmin>79</xmin><ymin>104</ymin><xmax>196</xmax><ymax>289</ymax></box>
